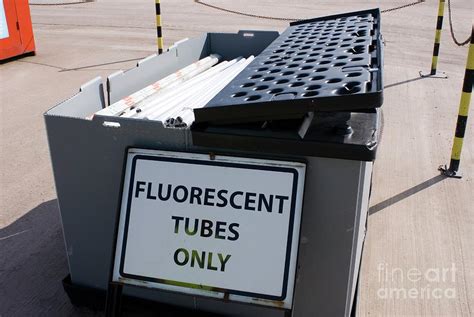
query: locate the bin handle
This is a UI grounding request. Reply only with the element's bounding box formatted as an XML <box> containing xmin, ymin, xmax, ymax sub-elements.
<box><xmin>102</xmin><ymin>121</ymin><xmax>121</xmax><ymax>128</ymax></box>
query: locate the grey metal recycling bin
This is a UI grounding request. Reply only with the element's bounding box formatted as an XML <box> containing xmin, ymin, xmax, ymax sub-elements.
<box><xmin>44</xmin><ymin>9</ymin><xmax>382</xmax><ymax>317</ymax></box>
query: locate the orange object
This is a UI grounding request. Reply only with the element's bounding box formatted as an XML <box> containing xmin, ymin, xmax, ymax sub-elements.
<box><xmin>0</xmin><ymin>0</ymin><xmax>35</xmax><ymax>61</ymax></box>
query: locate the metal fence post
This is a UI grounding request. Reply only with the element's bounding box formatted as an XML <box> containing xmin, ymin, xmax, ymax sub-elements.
<box><xmin>439</xmin><ymin>26</ymin><xmax>474</xmax><ymax>178</ymax></box>
<box><xmin>156</xmin><ymin>0</ymin><xmax>164</xmax><ymax>54</ymax></box>
<box><xmin>420</xmin><ymin>0</ymin><xmax>448</xmax><ymax>78</ymax></box>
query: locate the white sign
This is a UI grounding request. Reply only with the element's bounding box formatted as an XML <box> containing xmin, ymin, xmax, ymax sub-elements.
<box><xmin>0</xmin><ymin>1</ymin><xmax>9</xmax><ymax>40</ymax></box>
<box><xmin>113</xmin><ymin>149</ymin><xmax>306</xmax><ymax>309</ymax></box>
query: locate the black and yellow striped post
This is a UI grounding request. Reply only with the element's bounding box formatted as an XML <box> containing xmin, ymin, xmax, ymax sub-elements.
<box><xmin>439</xmin><ymin>26</ymin><xmax>474</xmax><ymax>178</ymax></box>
<box><xmin>420</xmin><ymin>0</ymin><xmax>448</xmax><ymax>78</ymax></box>
<box><xmin>430</xmin><ymin>0</ymin><xmax>445</xmax><ymax>74</ymax></box>
<box><xmin>155</xmin><ymin>0</ymin><xmax>164</xmax><ymax>54</ymax></box>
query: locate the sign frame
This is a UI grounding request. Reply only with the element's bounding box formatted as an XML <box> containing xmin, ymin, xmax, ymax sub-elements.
<box><xmin>111</xmin><ymin>148</ymin><xmax>306</xmax><ymax>309</ymax></box>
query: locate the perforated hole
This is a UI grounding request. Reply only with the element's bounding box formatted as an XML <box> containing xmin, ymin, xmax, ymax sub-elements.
<box><xmin>254</xmin><ymin>85</ymin><xmax>269</xmax><ymax>91</ymax></box>
<box><xmin>296</xmin><ymin>73</ymin><xmax>310</xmax><ymax>78</ymax></box>
<box><xmin>241</xmin><ymin>82</ymin><xmax>255</xmax><ymax>88</ymax></box>
<box><xmin>275</xmin><ymin>79</ymin><xmax>290</xmax><ymax>84</ymax></box>
<box><xmin>269</xmin><ymin>88</ymin><xmax>284</xmax><ymax>94</ymax></box>
<box><xmin>232</xmin><ymin>92</ymin><xmax>247</xmax><ymax>98</ymax></box>
<box><xmin>350</xmin><ymin>45</ymin><xmax>366</xmax><ymax>54</ymax></box>
<box><xmin>245</xmin><ymin>95</ymin><xmax>261</xmax><ymax>101</ymax></box>
<box><xmin>327</xmin><ymin>78</ymin><xmax>342</xmax><ymax>83</ymax></box>
<box><xmin>353</xmin><ymin>30</ymin><xmax>368</xmax><ymax>36</ymax></box>
<box><xmin>306</xmin><ymin>85</ymin><xmax>321</xmax><ymax>91</ymax></box>
<box><xmin>249</xmin><ymin>74</ymin><xmax>262</xmax><ymax>79</ymax></box>
<box><xmin>290</xmin><ymin>82</ymin><xmax>305</xmax><ymax>87</ymax></box>
<box><xmin>336</xmin><ymin>82</ymin><xmax>361</xmax><ymax>95</ymax></box>
<box><xmin>310</xmin><ymin>75</ymin><xmax>325</xmax><ymax>81</ymax></box>
<box><xmin>303</xmin><ymin>91</ymin><xmax>319</xmax><ymax>97</ymax></box>
<box><xmin>346</xmin><ymin>72</ymin><xmax>362</xmax><ymax>77</ymax></box>
<box><xmin>314</xmin><ymin>67</ymin><xmax>328</xmax><ymax>72</ymax></box>
<box><xmin>262</xmin><ymin>76</ymin><xmax>275</xmax><ymax>82</ymax></box>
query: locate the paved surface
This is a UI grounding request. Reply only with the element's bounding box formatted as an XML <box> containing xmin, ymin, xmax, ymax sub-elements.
<box><xmin>0</xmin><ymin>0</ymin><xmax>472</xmax><ymax>316</ymax></box>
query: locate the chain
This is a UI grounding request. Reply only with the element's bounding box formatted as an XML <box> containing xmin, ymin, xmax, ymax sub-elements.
<box><xmin>447</xmin><ymin>0</ymin><xmax>471</xmax><ymax>46</ymax></box>
<box><xmin>194</xmin><ymin>0</ymin><xmax>296</xmax><ymax>21</ymax></box>
<box><xmin>380</xmin><ymin>1</ymin><xmax>424</xmax><ymax>13</ymax></box>
<box><xmin>194</xmin><ymin>0</ymin><xmax>424</xmax><ymax>21</ymax></box>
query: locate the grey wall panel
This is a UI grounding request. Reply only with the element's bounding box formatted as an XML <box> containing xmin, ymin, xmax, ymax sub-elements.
<box><xmin>209</xmin><ymin>30</ymin><xmax>279</xmax><ymax>61</ymax></box>
<box><xmin>292</xmin><ymin>158</ymin><xmax>369</xmax><ymax>317</ymax></box>
<box><xmin>45</xmin><ymin>114</ymin><xmax>187</xmax><ymax>288</ymax></box>
<box><xmin>347</xmin><ymin>161</ymin><xmax>372</xmax><ymax>315</ymax></box>
<box><xmin>46</xmin><ymin>77</ymin><xmax>105</xmax><ymax>117</ymax></box>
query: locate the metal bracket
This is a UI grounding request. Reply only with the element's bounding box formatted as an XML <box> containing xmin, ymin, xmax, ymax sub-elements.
<box><xmin>438</xmin><ymin>165</ymin><xmax>462</xmax><ymax>178</ymax></box>
<box><xmin>105</xmin><ymin>282</ymin><xmax>123</xmax><ymax>316</ymax></box>
<box><xmin>298</xmin><ymin>112</ymin><xmax>314</xmax><ymax>139</ymax></box>
<box><xmin>419</xmin><ymin>71</ymin><xmax>448</xmax><ymax>79</ymax></box>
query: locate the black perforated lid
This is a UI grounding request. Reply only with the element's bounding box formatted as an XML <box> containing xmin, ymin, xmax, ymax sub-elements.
<box><xmin>194</xmin><ymin>8</ymin><xmax>383</xmax><ymax>124</ymax></box>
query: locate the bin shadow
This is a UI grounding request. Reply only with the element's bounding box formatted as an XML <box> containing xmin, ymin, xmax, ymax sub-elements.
<box><xmin>369</xmin><ymin>174</ymin><xmax>446</xmax><ymax>215</ymax></box>
<box><xmin>0</xmin><ymin>199</ymin><xmax>100</xmax><ymax>316</ymax></box>
<box><xmin>0</xmin><ymin>200</ymin><xmax>223</xmax><ymax>316</ymax></box>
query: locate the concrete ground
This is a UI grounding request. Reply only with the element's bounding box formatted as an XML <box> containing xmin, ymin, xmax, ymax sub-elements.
<box><xmin>0</xmin><ymin>0</ymin><xmax>472</xmax><ymax>316</ymax></box>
